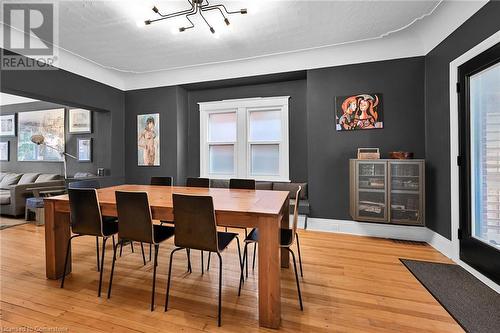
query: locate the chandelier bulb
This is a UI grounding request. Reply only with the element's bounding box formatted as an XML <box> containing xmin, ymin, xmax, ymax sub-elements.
<box><xmin>210</xmin><ymin>27</ymin><xmax>215</xmax><ymax>34</ymax></box>
<box><xmin>179</xmin><ymin>27</ymin><xmax>186</xmax><ymax>32</ymax></box>
<box><xmin>144</xmin><ymin>20</ymin><xmax>151</xmax><ymax>25</ymax></box>
<box><xmin>224</xmin><ymin>18</ymin><xmax>230</xmax><ymax>26</ymax></box>
<box><xmin>152</xmin><ymin>6</ymin><xmax>159</xmax><ymax>13</ymax></box>
<box><xmin>240</xmin><ymin>8</ymin><xmax>247</xmax><ymax>14</ymax></box>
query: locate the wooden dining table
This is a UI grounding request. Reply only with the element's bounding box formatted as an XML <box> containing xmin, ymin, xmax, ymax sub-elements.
<box><xmin>43</xmin><ymin>184</ymin><xmax>290</xmax><ymax>329</ymax></box>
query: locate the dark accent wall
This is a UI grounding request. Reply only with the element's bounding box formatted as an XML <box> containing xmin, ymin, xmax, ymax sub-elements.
<box><xmin>307</xmin><ymin>57</ymin><xmax>426</xmax><ymax>220</ymax></box>
<box><xmin>124</xmin><ymin>86</ymin><xmax>189</xmax><ymax>185</ymax></box>
<box><xmin>185</xmin><ymin>79</ymin><xmax>308</xmax><ymax>181</ymax></box>
<box><xmin>425</xmin><ymin>1</ymin><xmax>500</xmax><ymax>239</ymax></box>
<box><xmin>0</xmin><ymin>101</ymin><xmax>111</xmax><ymax>176</ymax></box>
<box><xmin>0</xmin><ymin>51</ymin><xmax>125</xmax><ymax>182</ymax></box>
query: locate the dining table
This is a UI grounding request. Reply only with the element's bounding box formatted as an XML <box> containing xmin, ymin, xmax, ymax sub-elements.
<box><xmin>43</xmin><ymin>184</ymin><xmax>290</xmax><ymax>329</ymax></box>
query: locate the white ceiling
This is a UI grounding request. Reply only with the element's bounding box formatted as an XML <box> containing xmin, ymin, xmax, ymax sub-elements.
<box><xmin>58</xmin><ymin>0</ymin><xmax>441</xmax><ymax>73</ymax></box>
<box><xmin>0</xmin><ymin>1</ymin><xmax>489</xmax><ymax>90</ymax></box>
<box><xmin>0</xmin><ymin>93</ymin><xmax>39</xmax><ymax>106</ymax></box>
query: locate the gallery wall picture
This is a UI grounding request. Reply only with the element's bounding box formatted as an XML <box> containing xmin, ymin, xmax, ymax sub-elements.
<box><xmin>0</xmin><ymin>115</ymin><xmax>16</xmax><ymax>136</ymax></box>
<box><xmin>335</xmin><ymin>93</ymin><xmax>383</xmax><ymax>131</ymax></box>
<box><xmin>77</xmin><ymin>138</ymin><xmax>92</xmax><ymax>162</ymax></box>
<box><xmin>0</xmin><ymin>141</ymin><xmax>9</xmax><ymax>161</ymax></box>
<box><xmin>137</xmin><ymin>113</ymin><xmax>160</xmax><ymax>166</ymax></box>
<box><xmin>18</xmin><ymin>109</ymin><xmax>65</xmax><ymax>161</ymax></box>
<box><xmin>69</xmin><ymin>108</ymin><xmax>92</xmax><ymax>133</ymax></box>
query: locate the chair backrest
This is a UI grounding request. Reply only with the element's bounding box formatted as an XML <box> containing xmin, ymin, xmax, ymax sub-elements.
<box><xmin>229</xmin><ymin>178</ymin><xmax>255</xmax><ymax>190</ymax></box>
<box><xmin>68</xmin><ymin>179</ymin><xmax>100</xmax><ymax>189</ymax></box>
<box><xmin>150</xmin><ymin>176</ymin><xmax>173</xmax><ymax>186</ymax></box>
<box><xmin>68</xmin><ymin>188</ymin><xmax>103</xmax><ymax>236</ymax></box>
<box><xmin>115</xmin><ymin>191</ymin><xmax>154</xmax><ymax>243</ymax></box>
<box><xmin>172</xmin><ymin>194</ymin><xmax>219</xmax><ymax>252</ymax></box>
<box><xmin>290</xmin><ymin>186</ymin><xmax>302</xmax><ymax>245</ymax></box>
<box><xmin>186</xmin><ymin>177</ymin><xmax>210</xmax><ymax>188</ymax></box>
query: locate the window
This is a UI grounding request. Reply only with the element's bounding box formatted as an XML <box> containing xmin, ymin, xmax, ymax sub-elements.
<box><xmin>200</xmin><ymin>96</ymin><xmax>289</xmax><ymax>181</ymax></box>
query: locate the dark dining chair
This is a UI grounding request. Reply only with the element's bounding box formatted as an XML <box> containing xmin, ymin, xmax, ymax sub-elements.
<box><xmin>61</xmin><ymin>188</ymin><xmax>118</xmax><ymax>297</ymax></box>
<box><xmin>186</xmin><ymin>177</ymin><xmax>210</xmax><ymax>188</ymax></box>
<box><xmin>107</xmin><ymin>191</ymin><xmax>175</xmax><ymax>311</ymax></box>
<box><xmin>239</xmin><ymin>186</ymin><xmax>304</xmax><ymax>310</ymax></box>
<box><xmin>165</xmin><ymin>194</ymin><xmax>244</xmax><ymax>327</ymax></box>
<box><xmin>150</xmin><ymin>176</ymin><xmax>173</xmax><ymax>186</ymax></box>
<box><xmin>186</xmin><ymin>177</ymin><xmax>210</xmax><ymax>273</ymax></box>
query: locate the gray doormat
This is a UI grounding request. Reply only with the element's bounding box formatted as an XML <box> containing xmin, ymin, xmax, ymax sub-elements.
<box><xmin>401</xmin><ymin>259</ymin><xmax>500</xmax><ymax>333</ymax></box>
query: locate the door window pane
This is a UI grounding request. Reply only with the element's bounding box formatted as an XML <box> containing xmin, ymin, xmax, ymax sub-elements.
<box><xmin>250</xmin><ymin>144</ymin><xmax>279</xmax><ymax>175</ymax></box>
<box><xmin>209</xmin><ymin>145</ymin><xmax>234</xmax><ymax>174</ymax></box>
<box><xmin>249</xmin><ymin>110</ymin><xmax>281</xmax><ymax>141</ymax></box>
<box><xmin>470</xmin><ymin>62</ymin><xmax>500</xmax><ymax>249</ymax></box>
<box><xmin>209</xmin><ymin>112</ymin><xmax>236</xmax><ymax>142</ymax></box>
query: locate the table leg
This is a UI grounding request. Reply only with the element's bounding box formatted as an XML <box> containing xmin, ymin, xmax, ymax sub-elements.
<box><xmin>258</xmin><ymin>215</ymin><xmax>281</xmax><ymax>329</ymax></box>
<box><xmin>45</xmin><ymin>201</ymin><xmax>71</xmax><ymax>279</ymax></box>
<box><xmin>280</xmin><ymin>203</ymin><xmax>290</xmax><ymax>268</ymax></box>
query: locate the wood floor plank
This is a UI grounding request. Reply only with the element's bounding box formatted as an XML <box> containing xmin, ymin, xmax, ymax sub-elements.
<box><xmin>0</xmin><ymin>221</ymin><xmax>463</xmax><ymax>332</ymax></box>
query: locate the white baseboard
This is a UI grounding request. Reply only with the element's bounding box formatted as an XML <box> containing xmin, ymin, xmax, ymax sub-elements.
<box><xmin>298</xmin><ymin>216</ymin><xmax>499</xmax><ymax>293</ymax></box>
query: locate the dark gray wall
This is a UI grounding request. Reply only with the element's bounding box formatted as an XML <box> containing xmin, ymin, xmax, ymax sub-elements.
<box><xmin>425</xmin><ymin>1</ymin><xmax>500</xmax><ymax>239</ymax></box>
<box><xmin>124</xmin><ymin>86</ymin><xmax>188</xmax><ymax>185</ymax></box>
<box><xmin>0</xmin><ymin>101</ymin><xmax>111</xmax><ymax>176</ymax></box>
<box><xmin>0</xmin><ymin>51</ymin><xmax>125</xmax><ymax>182</ymax></box>
<box><xmin>186</xmin><ymin>79</ymin><xmax>308</xmax><ymax>181</ymax></box>
<box><xmin>307</xmin><ymin>57</ymin><xmax>426</xmax><ymax>219</ymax></box>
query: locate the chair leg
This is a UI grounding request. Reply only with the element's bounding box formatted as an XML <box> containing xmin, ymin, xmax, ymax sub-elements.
<box><xmin>304</xmin><ymin>215</ymin><xmax>308</xmax><ymax>230</ymax></box>
<box><xmin>252</xmin><ymin>243</ymin><xmax>257</xmax><ymax>270</ymax></box>
<box><xmin>165</xmin><ymin>247</ymin><xmax>183</xmax><ymax>312</ymax></box>
<box><xmin>201</xmin><ymin>251</ymin><xmax>204</xmax><ymax>275</ymax></box>
<box><xmin>149</xmin><ymin>244</ymin><xmax>152</xmax><ymax>262</ymax></box>
<box><xmin>107</xmin><ymin>242</ymin><xmax>120</xmax><ymax>299</ymax></box>
<box><xmin>287</xmin><ymin>248</ymin><xmax>303</xmax><ymax>311</ymax></box>
<box><xmin>217</xmin><ymin>252</ymin><xmax>223</xmax><ymax>327</ymax></box>
<box><xmin>140</xmin><ymin>242</ymin><xmax>146</xmax><ymax>266</ymax></box>
<box><xmin>130</xmin><ymin>241</ymin><xmax>134</xmax><ymax>253</ymax></box>
<box><xmin>97</xmin><ymin>237</ymin><xmax>108</xmax><ymax>297</ymax></box>
<box><xmin>239</xmin><ymin>243</ymin><xmax>248</xmax><ymax>295</ymax></box>
<box><xmin>207</xmin><ymin>252</ymin><xmax>211</xmax><ymax>271</ymax></box>
<box><xmin>61</xmin><ymin>235</ymin><xmax>80</xmax><ymax>288</ymax></box>
<box><xmin>112</xmin><ymin>235</ymin><xmax>116</xmax><ymax>249</ymax></box>
<box><xmin>236</xmin><ymin>238</ymin><xmax>244</xmax><ymax>296</ymax></box>
<box><xmin>295</xmin><ymin>233</ymin><xmax>303</xmax><ymax>277</ymax></box>
<box><xmin>186</xmin><ymin>249</ymin><xmax>192</xmax><ymax>273</ymax></box>
<box><xmin>119</xmin><ymin>239</ymin><xmax>124</xmax><ymax>257</ymax></box>
<box><xmin>96</xmin><ymin>237</ymin><xmax>100</xmax><ymax>272</ymax></box>
<box><xmin>151</xmin><ymin>244</ymin><xmax>159</xmax><ymax>311</ymax></box>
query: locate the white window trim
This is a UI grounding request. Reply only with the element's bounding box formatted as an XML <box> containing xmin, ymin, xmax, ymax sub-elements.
<box><xmin>199</xmin><ymin>96</ymin><xmax>290</xmax><ymax>182</ymax></box>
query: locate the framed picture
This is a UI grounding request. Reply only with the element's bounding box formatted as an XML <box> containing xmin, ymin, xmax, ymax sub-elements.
<box><xmin>77</xmin><ymin>138</ymin><xmax>92</xmax><ymax>162</ymax></box>
<box><xmin>0</xmin><ymin>141</ymin><xmax>9</xmax><ymax>161</ymax></box>
<box><xmin>335</xmin><ymin>93</ymin><xmax>383</xmax><ymax>131</ymax></box>
<box><xmin>0</xmin><ymin>114</ymin><xmax>16</xmax><ymax>136</ymax></box>
<box><xmin>69</xmin><ymin>108</ymin><xmax>92</xmax><ymax>133</ymax></box>
<box><xmin>137</xmin><ymin>113</ymin><xmax>160</xmax><ymax>166</ymax></box>
<box><xmin>18</xmin><ymin>109</ymin><xmax>65</xmax><ymax>162</ymax></box>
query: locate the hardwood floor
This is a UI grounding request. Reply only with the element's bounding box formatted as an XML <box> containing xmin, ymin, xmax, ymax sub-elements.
<box><xmin>0</xmin><ymin>219</ymin><xmax>463</xmax><ymax>332</ymax></box>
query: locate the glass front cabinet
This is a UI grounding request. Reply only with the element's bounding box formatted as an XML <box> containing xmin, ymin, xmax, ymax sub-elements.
<box><xmin>350</xmin><ymin>159</ymin><xmax>425</xmax><ymax>226</ymax></box>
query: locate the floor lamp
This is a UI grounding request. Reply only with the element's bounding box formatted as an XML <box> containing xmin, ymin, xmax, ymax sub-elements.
<box><xmin>30</xmin><ymin>134</ymin><xmax>77</xmax><ymax>179</ymax></box>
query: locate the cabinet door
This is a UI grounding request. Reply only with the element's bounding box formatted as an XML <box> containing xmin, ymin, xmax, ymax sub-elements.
<box><xmin>389</xmin><ymin>161</ymin><xmax>424</xmax><ymax>225</ymax></box>
<box><xmin>355</xmin><ymin>161</ymin><xmax>388</xmax><ymax>222</ymax></box>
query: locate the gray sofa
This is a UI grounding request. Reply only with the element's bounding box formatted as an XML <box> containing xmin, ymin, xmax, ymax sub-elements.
<box><xmin>0</xmin><ymin>172</ymin><xmax>65</xmax><ymax>216</ymax></box>
<box><xmin>209</xmin><ymin>179</ymin><xmax>310</xmax><ymax>227</ymax></box>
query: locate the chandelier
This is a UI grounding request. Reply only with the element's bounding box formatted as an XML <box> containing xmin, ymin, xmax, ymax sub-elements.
<box><xmin>144</xmin><ymin>0</ymin><xmax>247</xmax><ymax>34</ymax></box>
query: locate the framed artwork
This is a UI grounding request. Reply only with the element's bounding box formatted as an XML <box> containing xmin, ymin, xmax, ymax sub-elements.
<box><xmin>18</xmin><ymin>109</ymin><xmax>65</xmax><ymax>162</ymax></box>
<box><xmin>335</xmin><ymin>93</ymin><xmax>383</xmax><ymax>131</ymax></box>
<box><xmin>77</xmin><ymin>138</ymin><xmax>92</xmax><ymax>162</ymax></box>
<box><xmin>0</xmin><ymin>141</ymin><xmax>9</xmax><ymax>161</ymax></box>
<box><xmin>69</xmin><ymin>108</ymin><xmax>92</xmax><ymax>133</ymax></box>
<box><xmin>137</xmin><ymin>113</ymin><xmax>160</xmax><ymax>166</ymax></box>
<box><xmin>0</xmin><ymin>114</ymin><xmax>16</xmax><ymax>136</ymax></box>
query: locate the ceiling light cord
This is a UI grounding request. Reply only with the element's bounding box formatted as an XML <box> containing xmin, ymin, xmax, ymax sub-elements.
<box><xmin>146</xmin><ymin>0</ymin><xmax>247</xmax><ymax>33</ymax></box>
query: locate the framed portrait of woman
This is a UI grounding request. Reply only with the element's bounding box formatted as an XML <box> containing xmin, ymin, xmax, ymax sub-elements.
<box><xmin>335</xmin><ymin>93</ymin><xmax>383</xmax><ymax>131</ymax></box>
<box><xmin>137</xmin><ymin>113</ymin><xmax>160</xmax><ymax>166</ymax></box>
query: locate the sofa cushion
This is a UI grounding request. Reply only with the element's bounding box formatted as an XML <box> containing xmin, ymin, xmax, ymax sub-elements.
<box><xmin>256</xmin><ymin>181</ymin><xmax>273</xmax><ymax>190</ymax></box>
<box><xmin>18</xmin><ymin>173</ymin><xmax>41</xmax><ymax>185</ymax></box>
<box><xmin>0</xmin><ymin>172</ymin><xmax>7</xmax><ymax>183</ymax></box>
<box><xmin>35</xmin><ymin>174</ymin><xmax>60</xmax><ymax>183</ymax></box>
<box><xmin>210</xmin><ymin>179</ymin><xmax>229</xmax><ymax>188</ymax></box>
<box><xmin>272</xmin><ymin>182</ymin><xmax>308</xmax><ymax>199</ymax></box>
<box><xmin>0</xmin><ymin>173</ymin><xmax>22</xmax><ymax>189</ymax></box>
<box><xmin>0</xmin><ymin>189</ymin><xmax>10</xmax><ymax>204</ymax></box>
<box><xmin>290</xmin><ymin>198</ymin><xmax>310</xmax><ymax>215</ymax></box>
